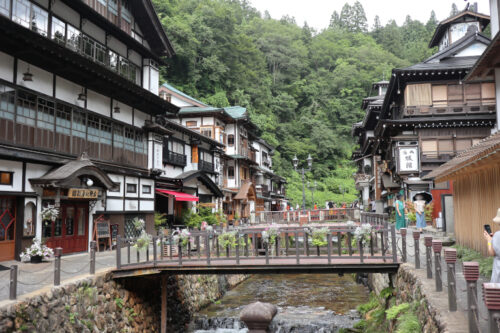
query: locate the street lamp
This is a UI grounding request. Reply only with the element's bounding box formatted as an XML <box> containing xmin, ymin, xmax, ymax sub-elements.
<box><xmin>293</xmin><ymin>154</ymin><xmax>313</xmax><ymax>212</ymax></box>
<box><xmin>308</xmin><ymin>181</ymin><xmax>317</xmax><ymax>209</ymax></box>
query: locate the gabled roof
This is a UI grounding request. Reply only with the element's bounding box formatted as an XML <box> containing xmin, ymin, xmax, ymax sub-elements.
<box><xmin>161</xmin><ymin>83</ymin><xmax>207</xmax><ymax>107</ymax></box>
<box><xmin>173</xmin><ymin>170</ymin><xmax>223</xmax><ymax>197</ymax></box>
<box><xmin>424</xmin><ymin>131</ymin><xmax>500</xmax><ymax>181</ymax></box>
<box><xmin>466</xmin><ymin>30</ymin><xmax>500</xmax><ymax>80</ymax></box>
<box><xmin>224</xmin><ymin>106</ymin><xmax>247</xmax><ymax>119</ymax></box>
<box><xmin>425</xmin><ymin>31</ymin><xmax>490</xmax><ymax>63</ymax></box>
<box><xmin>429</xmin><ymin>10</ymin><xmax>490</xmax><ymax>48</ymax></box>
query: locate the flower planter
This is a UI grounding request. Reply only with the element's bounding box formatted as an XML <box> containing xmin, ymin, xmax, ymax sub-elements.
<box><xmin>30</xmin><ymin>255</ymin><xmax>42</xmax><ymax>264</ymax></box>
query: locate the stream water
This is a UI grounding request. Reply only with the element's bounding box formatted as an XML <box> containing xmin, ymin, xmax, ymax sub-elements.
<box><xmin>188</xmin><ymin>273</ymin><xmax>369</xmax><ymax>333</ymax></box>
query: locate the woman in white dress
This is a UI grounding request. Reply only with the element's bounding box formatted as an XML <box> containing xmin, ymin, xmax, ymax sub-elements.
<box><xmin>414</xmin><ymin>195</ymin><xmax>426</xmax><ymax>233</ymax></box>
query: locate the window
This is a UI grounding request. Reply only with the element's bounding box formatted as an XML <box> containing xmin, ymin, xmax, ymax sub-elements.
<box><xmin>23</xmin><ymin>202</ymin><xmax>36</xmax><ymax>237</ymax></box>
<box><xmin>186</xmin><ymin>121</ymin><xmax>197</xmax><ymax>127</ymax></box>
<box><xmin>95</xmin><ymin>43</ymin><xmax>107</xmax><ymax>65</ymax></box>
<box><xmin>120</xmin><ymin>0</ymin><xmax>132</xmax><ymax>34</ymax></box>
<box><xmin>16</xmin><ymin>90</ymin><xmax>36</xmax><ymax>127</ymax></box>
<box><xmin>432</xmin><ymin>85</ymin><xmax>447</xmax><ymax>107</ymax></box>
<box><xmin>107</xmin><ymin>0</ymin><xmax>119</xmax><ymax>25</ymax></box>
<box><xmin>465</xmin><ymin>83</ymin><xmax>481</xmax><ymax>105</ymax></box>
<box><xmin>405</xmin><ymin>83</ymin><xmax>431</xmax><ymax>107</ymax></box>
<box><xmin>51</xmin><ymin>16</ymin><xmax>66</xmax><ymax>45</ymax></box>
<box><xmin>447</xmin><ymin>84</ymin><xmax>463</xmax><ymax>106</ymax></box>
<box><xmin>201</xmin><ymin>127</ymin><xmax>212</xmax><ymax>138</ymax></box>
<box><xmin>37</xmin><ymin>97</ymin><xmax>55</xmax><ymax>131</ymax></box>
<box><xmin>482</xmin><ymin>83</ymin><xmax>496</xmax><ymax>105</ymax></box>
<box><xmin>0</xmin><ymin>0</ymin><xmax>10</xmax><ymax>17</ymax></box>
<box><xmin>66</xmin><ymin>24</ymin><xmax>81</xmax><ymax>51</ymax></box>
<box><xmin>82</xmin><ymin>35</ymin><xmax>96</xmax><ymax>59</ymax></box>
<box><xmin>0</xmin><ymin>172</ymin><xmax>13</xmax><ymax>185</ymax></box>
<box><xmin>142</xmin><ymin>185</ymin><xmax>151</xmax><ymax>194</ymax></box>
<box><xmin>126</xmin><ymin>183</ymin><xmax>137</xmax><ymax>193</ymax></box>
<box><xmin>434</xmin><ymin>181</ymin><xmax>449</xmax><ymax>190</ymax></box>
<box><xmin>12</xmin><ymin>0</ymin><xmax>30</xmax><ymax>29</ymax></box>
<box><xmin>108</xmin><ymin>50</ymin><xmax>119</xmax><ymax>72</ymax></box>
<box><xmin>228</xmin><ymin>166</ymin><xmax>234</xmax><ymax>179</ymax></box>
<box><xmin>421</xmin><ymin>140</ymin><xmax>437</xmax><ymax>158</ymax></box>
<box><xmin>31</xmin><ymin>4</ymin><xmax>48</xmax><ymax>36</ymax></box>
<box><xmin>0</xmin><ymin>85</ymin><xmax>15</xmax><ymax>121</ymax></box>
<box><xmin>228</xmin><ymin>134</ymin><xmax>234</xmax><ymax>146</ymax></box>
<box><xmin>72</xmin><ymin>110</ymin><xmax>86</xmax><ymax>139</ymax></box>
<box><xmin>124</xmin><ymin>214</ymin><xmax>144</xmax><ymax>238</ymax></box>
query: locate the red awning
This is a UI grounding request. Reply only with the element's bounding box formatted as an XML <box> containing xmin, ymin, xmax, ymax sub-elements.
<box><xmin>156</xmin><ymin>189</ymin><xmax>199</xmax><ymax>202</ymax></box>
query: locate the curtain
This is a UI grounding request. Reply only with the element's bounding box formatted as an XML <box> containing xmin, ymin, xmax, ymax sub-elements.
<box><xmin>432</xmin><ymin>85</ymin><xmax>448</xmax><ymax>106</ymax></box>
<box><xmin>481</xmin><ymin>83</ymin><xmax>495</xmax><ymax>105</ymax></box>
<box><xmin>405</xmin><ymin>83</ymin><xmax>432</xmax><ymax>106</ymax></box>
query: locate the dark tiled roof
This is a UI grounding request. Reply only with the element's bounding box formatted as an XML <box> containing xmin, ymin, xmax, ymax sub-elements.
<box><xmin>424</xmin><ymin>131</ymin><xmax>500</xmax><ymax>180</ymax></box>
<box><xmin>403</xmin><ymin>56</ymin><xmax>479</xmax><ymax>71</ymax></box>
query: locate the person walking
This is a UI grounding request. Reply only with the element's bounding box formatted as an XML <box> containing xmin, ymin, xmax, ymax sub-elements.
<box><xmin>483</xmin><ymin>209</ymin><xmax>500</xmax><ymax>282</ymax></box>
<box><xmin>395</xmin><ymin>194</ymin><xmax>406</xmax><ymax>230</ymax></box>
<box><xmin>414</xmin><ymin>194</ymin><xmax>427</xmax><ymax>232</ymax></box>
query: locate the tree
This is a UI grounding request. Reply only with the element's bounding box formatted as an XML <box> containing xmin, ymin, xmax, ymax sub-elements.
<box><xmin>450</xmin><ymin>3</ymin><xmax>459</xmax><ymax>17</ymax></box>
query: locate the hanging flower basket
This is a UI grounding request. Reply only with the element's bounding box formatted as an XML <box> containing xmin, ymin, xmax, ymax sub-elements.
<box><xmin>20</xmin><ymin>239</ymin><xmax>54</xmax><ymax>263</ymax></box>
<box><xmin>41</xmin><ymin>206</ymin><xmax>59</xmax><ymax>222</ymax></box>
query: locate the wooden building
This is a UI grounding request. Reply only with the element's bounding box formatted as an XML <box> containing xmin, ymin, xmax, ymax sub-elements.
<box><xmin>0</xmin><ymin>0</ymin><xmax>177</xmax><ymax>260</ymax></box>
<box><xmin>354</xmin><ymin>8</ymin><xmax>496</xmax><ymax>235</ymax></box>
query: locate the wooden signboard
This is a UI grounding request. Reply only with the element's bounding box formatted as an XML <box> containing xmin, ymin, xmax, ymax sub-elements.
<box><xmin>68</xmin><ymin>188</ymin><xmax>99</xmax><ymax>199</ymax></box>
<box><xmin>92</xmin><ymin>215</ymin><xmax>111</xmax><ymax>252</ymax></box>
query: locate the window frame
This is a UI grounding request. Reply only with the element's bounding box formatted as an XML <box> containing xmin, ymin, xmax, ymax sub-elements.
<box><xmin>142</xmin><ymin>184</ymin><xmax>151</xmax><ymax>194</ymax></box>
<box><xmin>227</xmin><ymin>134</ymin><xmax>235</xmax><ymax>146</ymax></box>
<box><xmin>228</xmin><ymin>166</ymin><xmax>235</xmax><ymax>179</ymax></box>
<box><xmin>126</xmin><ymin>183</ymin><xmax>137</xmax><ymax>193</ymax></box>
<box><xmin>0</xmin><ymin>171</ymin><xmax>13</xmax><ymax>185</ymax></box>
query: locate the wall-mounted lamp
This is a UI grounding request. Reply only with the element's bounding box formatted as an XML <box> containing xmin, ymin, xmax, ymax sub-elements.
<box><xmin>77</xmin><ymin>87</ymin><xmax>86</xmax><ymax>101</ymax></box>
<box><xmin>113</xmin><ymin>103</ymin><xmax>120</xmax><ymax>113</ymax></box>
<box><xmin>23</xmin><ymin>66</ymin><xmax>33</xmax><ymax>82</ymax></box>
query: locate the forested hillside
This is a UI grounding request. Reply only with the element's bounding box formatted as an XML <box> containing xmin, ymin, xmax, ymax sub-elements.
<box><xmin>152</xmin><ymin>0</ymin><xmax>445</xmax><ymax>207</ymax></box>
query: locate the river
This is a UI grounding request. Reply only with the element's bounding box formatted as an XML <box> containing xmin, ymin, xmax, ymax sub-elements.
<box><xmin>188</xmin><ymin>273</ymin><xmax>369</xmax><ymax>332</ymax></box>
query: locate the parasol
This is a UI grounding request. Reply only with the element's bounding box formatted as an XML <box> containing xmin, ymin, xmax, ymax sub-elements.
<box><xmin>412</xmin><ymin>192</ymin><xmax>433</xmax><ymax>204</ymax></box>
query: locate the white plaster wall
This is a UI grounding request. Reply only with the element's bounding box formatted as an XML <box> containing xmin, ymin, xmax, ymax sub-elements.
<box><xmin>112</xmin><ymin>102</ymin><xmax>133</xmax><ymax>124</ymax></box>
<box><xmin>0</xmin><ymin>52</ymin><xmax>14</xmax><ymax>83</ymax></box>
<box><xmin>25</xmin><ymin>163</ymin><xmax>52</xmax><ymax>193</ymax></box>
<box><xmin>87</xmin><ymin>89</ymin><xmax>110</xmax><ymax>117</ymax></box>
<box><xmin>171</xmin><ymin>96</ymin><xmax>193</xmax><ymax>107</ymax></box>
<box><xmin>55</xmin><ymin>76</ymin><xmax>85</xmax><ymax>108</ymax></box>
<box><xmin>182</xmin><ymin>117</ymin><xmax>200</xmax><ymax>127</ymax></box>
<box><xmin>162</xmin><ymin>165</ymin><xmax>184</xmax><ymax>178</ymax></box>
<box><xmin>108</xmin><ymin>37</ymin><xmax>127</xmax><ymax>58</ymax></box>
<box><xmin>52</xmin><ymin>1</ymin><xmax>79</xmax><ymax>27</ymax></box>
<box><xmin>134</xmin><ymin>110</ymin><xmax>150</xmax><ymax>128</ymax></box>
<box><xmin>17</xmin><ymin>61</ymin><xmax>53</xmax><ymax>97</ymax></box>
<box><xmin>107</xmin><ymin>174</ymin><xmax>124</xmax><ymax>196</ymax></box>
<box><xmin>0</xmin><ymin>159</ymin><xmax>22</xmax><ymax>192</ymax></box>
<box><xmin>125</xmin><ymin>199</ymin><xmax>139</xmax><ymax>211</ymax></box>
<box><xmin>32</xmin><ymin>0</ymin><xmax>49</xmax><ymax>9</ymax></box>
<box><xmin>202</xmin><ymin>117</ymin><xmax>214</xmax><ymax>125</ymax></box>
<box><xmin>491</xmin><ymin>0</ymin><xmax>500</xmax><ymax>36</ymax></box>
<box><xmin>107</xmin><ymin>199</ymin><xmax>124</xmax><ymax>211</ymax></box>
<box><xmin>125</xmin><ymin>177</ymin><xmax>139</xmax><ymax>198</ymax></box>
<box><xmin>82</xmin><ymin>20</ymin><xmax>106</xmax><ymax>44</ymax></box>
<box><xmin>455</xmin><ymin>43</ymin><xmax>487</xmax><ymax>57</ymax></box>
<box><xmin>140</xmin><ymin>178</ymin><xmax>154</xmax><ymax>199</ymax></box>
<box><xmin>139</xmin><ymin>200</ymin><xmax>154</xmax><ymax>211</ymax></box>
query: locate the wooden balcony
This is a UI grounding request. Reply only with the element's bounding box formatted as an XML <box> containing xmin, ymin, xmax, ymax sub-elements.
<box><xmin>163</xmin><ymin>150</ymin><xmax>187</xmax><ymax>167</ymax></box>
<box><xmin>420</xmin><ymin>152</ymin><xmax>455</xmax><ymax>164</ymax></box>
<box><xmin>199</xmin><ymin>160</ymin><xmax>214</xmax><ymax>173</ymax></box>
<box><xmin>404</xmin><ymin>104</ymin><xmax>495</xmax><ymax>117</ymax></box>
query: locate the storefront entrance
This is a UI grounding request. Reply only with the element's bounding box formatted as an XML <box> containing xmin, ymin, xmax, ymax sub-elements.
<box><xmin>44</xmin><ymin>202</ymin><xmax>88</xmax><ymax>254</ymax></box>
<box><xmin>0</xmin><ymin>197</ymin><xmax>16</xmax><ymax>261</ymax></box>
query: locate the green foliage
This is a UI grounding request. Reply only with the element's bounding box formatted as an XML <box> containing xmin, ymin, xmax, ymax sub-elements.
<box><xmin>311</xmin><ymin>228</ymin><xmax>329</xmax><ymax>247</ymax></box>
<box><xmin>183</xmin><ymin>207</ymin><xmax>221</xmax><ymax>228</ymax></box>
<box><xmin>453</xmin><ymin>244</ymin><xmax>493</xmax><ymax>278</ymax></box>
<box><xmin>395</xmin><ymin>313</ymin><xmax>421</xmax><ymax>333</ymax></box>
<box><xmin>357</xmin><ymin>294</ymin><xmax>379</xmax><ymax>314</ymax></box>
<box><xmin>154</xmin><ymin>212</ymin><xmax>167</xmax><ymax>230</ymax></box>
<box><xmin>386</xmin><ymin>303</ymin><xmax>410</xmax><ymax>320</ymax></box>
<box><xmin>151</xmin><ymin>0</ymin><xmax>425</xmax><ymax>207</ymax></box>
<box><xmin>115</xmin><ymin>297</ymin><xmax>124</xmax><ymax>309</ymax></box>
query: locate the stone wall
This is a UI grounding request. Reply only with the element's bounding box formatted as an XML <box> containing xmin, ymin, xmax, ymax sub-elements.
<box><xmin>0</xmin><ymin>272</ymin><xmax>248</xmax><ymax>333</ymax></box>
<box><xmin>369</xmin><ymin>264</ymin><xmax>445</xmax><ymax>333</ymax></box>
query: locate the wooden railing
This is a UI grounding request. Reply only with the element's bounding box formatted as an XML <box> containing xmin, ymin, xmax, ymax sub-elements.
<box><xmin>114</xmin><ymin>224</ymin><xmax>398</xmax><ymax>270</ymax></box>
<box><xmin>360</xmin><ymin>212</ymin><xmax>389</xmax><ymax>226</ymax></box>
<box><xmin>253</xmin><ymin>209</ymin><xmax>357</xmax><ymax>225</ymax></box>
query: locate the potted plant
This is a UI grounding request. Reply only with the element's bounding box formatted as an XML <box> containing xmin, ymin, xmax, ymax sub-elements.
<box><xmin>234</xmin><ymin>211</ymin><xmax>240</xmax><ymax>226</ymax></box>
<box><xmin>41</xmin><ymin>206</ymin><xmax>59</xmax><ymax>222</ymax></box>
<box><xmin>311</xmin><ymin>228</ymin><xmax>329</xmax><ymax>256</ymax></box>
<box><xmin>20</xmin><ymin>239</ymin><xmax>54</xmax><ymax>263</ymax></box>
<box><xmin>353</xmin><ymin>223</ymin><xmax>373</xmax><ymax>250</ymax></box>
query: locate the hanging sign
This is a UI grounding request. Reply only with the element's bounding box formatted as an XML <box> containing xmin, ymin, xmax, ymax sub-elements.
<box><xmin>398</xmin><ymin>147</ymin><xmax>420</xmax><ymax>173</ymax></box>
<box><xmin>68</xmin><ymin>188</ymin><xmax>99</xmax><ymax>199</ymax></box>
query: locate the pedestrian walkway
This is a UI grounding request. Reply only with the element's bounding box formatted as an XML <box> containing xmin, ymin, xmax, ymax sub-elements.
<box><xmin>394</xmin><ymin>227</ymin><xmax>489</xmax><ymax>332</ymax></box>
<box><xmin>0</xmin><ymin>249</ymin><xmax>117</xmax><ymax>303</ymax></box>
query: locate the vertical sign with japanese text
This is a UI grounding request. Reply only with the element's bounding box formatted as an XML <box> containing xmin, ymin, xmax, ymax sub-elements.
<box><xmin>398</xmin><ymin>147</ymin><xmax>419</xmax><ymax>173</ymax></box>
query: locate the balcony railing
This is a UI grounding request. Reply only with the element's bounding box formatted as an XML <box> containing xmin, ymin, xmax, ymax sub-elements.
<box><xmin>404</xmin><ymin>104</ymin><xmax>495</xmax><ymax>117</ymax></box>
<box><xmin>420</xmin><ymin>151</ymin><xmax>455</xmax><ymax>163</ymax></box>
<box><xmin>163</xmin><ymin>150</ymin><xmax>187</xmax><ymax>167</ymax></box>
<box><xmin>199</xmin><ymin>160</ymin><xmax>214</xmax><ymax>172</ymax></box>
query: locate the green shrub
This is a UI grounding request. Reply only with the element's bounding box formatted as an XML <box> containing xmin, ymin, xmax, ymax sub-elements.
<box><xmin>452</xmin><ymin>244</ymin><xmax>493</xmax><ymax>278</ymax></box>
<box><xmin>386</xmin><ymin>303</ymin><xmax>410</xmax><ymax>320</ymax></box>
<box><xmin>396</xmin><ymin>313</ymin><xmax>421</xmax><ymax>333</ymax></box>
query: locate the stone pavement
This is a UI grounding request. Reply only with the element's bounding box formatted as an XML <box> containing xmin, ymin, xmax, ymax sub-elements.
<box><xmin>0</xmin><ymin>249</ymin><xmax>119</xmax><ymax>303</ymax></box>
<box><xmin>396</xmin><ymin>226</ymin><xmax>489</xmax><ymax>333</ymax></box>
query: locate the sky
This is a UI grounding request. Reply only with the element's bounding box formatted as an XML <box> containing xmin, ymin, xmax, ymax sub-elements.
<box><xmin>249</xmin><ymin>0</ymin><xmax>491</xmax><ymax>31</ymax></box>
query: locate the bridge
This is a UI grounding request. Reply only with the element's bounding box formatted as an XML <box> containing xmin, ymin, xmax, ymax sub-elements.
<box><xmin>112</xmin><ymin>214</ymin><xmax>399</xmax><ymax>279</ymax></box>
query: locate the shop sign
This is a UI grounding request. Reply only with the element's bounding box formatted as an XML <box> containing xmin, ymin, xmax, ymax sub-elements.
<box><xmin>398</xmin><ymin>147</ymin><xmax>419</xmax><ymax>173</ymax></box>
<box><xmin>68</xmin><ymin>188</ymin><xmax>99</xmax><ymax>199</ymax></box>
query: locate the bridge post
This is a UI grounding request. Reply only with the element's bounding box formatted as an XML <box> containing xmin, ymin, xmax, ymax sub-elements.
<box><xmin>153</xmin><ymin>236</ymin><xmax>157</xmax><ymax>266</ymax></box>
<box><xmin>413</xmin><ymin>231</ymin><xmax>420</xmax><ymax>269</ymax></box>
<box><xmin>178</xmin><ymin>243</ymin><xmax>182</xmax><ymax>265</ymax></box>
<box><xmin>295</xmin><ymin>231</ymin><xmax>300</xmax><ymax>264</ymax></box>
<box><xmin>391</xmin><ymin>225</ymin><xmax>397</xmax><ymax>263</ymax></box>
<box><xmin>217</xmin><ymin>235</ymin><xmax>221</xmax><ymax>258</ymax></box>
<box><xmin>116</xmin><ymin>235</ymin><xmax>122</xmax><ymax>269</ymax></box>
<box><xmin>285</xmin><ymin>232</ymin><xmax>289</xmax><ymax>256</ymax></box>
<box><xmin>337</xmin><ymin>232</ymin><xmax>342</xmax><ymax>257</ymax></box>
<box><xmin>275</xmin><ymin>235</ymin><xmax>279</xmax><ymax>258</ymax></box>
<box><xmin>245</xmin><ymin>234</ymin><xmax>249</xmax><ymax>257</ymax></box>
<box><xmin>159</xmin><ymin>236</ymin><xmax>164</xmax><ymax>261</ymax></box>
<box><xmin>359</xmin><ymin>240</ymin><xmax>364</xmax><ymax>263</ymax></box>
<box><xmin>483</xmin><ymin>283</ymin><xmax>500</xmax><ymax>333</ymax></box>
<box><xmin>444</xmin><ymin>248</ymin><xmax>457</xmax><ymax>312</ymax></box>
<box><xmin>161</xmin><ymin>275</ymin><xmax>168</xmax><ymax>333</ymax></box>
<box><xmin>327</xmin><ymin>233</ymin><xmax>332</xmax><ymax>264</ymax></box>
<box><xmin>205</xmin><ymin>233</ymin><xmax>211</xmax><ymax>265</ymax></box>
<box><xmin>90</xmin><ymin>241</ymin><xmax>96</xmax><ymax>275</ymax></box>
<box><xmin>400</xmin><ymin>228</ymin><xmax>407</xmax><ymax>263</ymax></box>
<box><xmin>432</xmin><ymin>240</ymin><xmax>443</xmax><ymax>292</ymax></box>
<box><xmin>169</xmin><ymin>235</ymin><xmax>173</xmax><ymax>260</ymax></box>
<box><xmin>265</xmin><ymin>241</ymin><xmax>269</xmax><ymax>264</ymax></box>
<box><xmin>305</xmin><ymin>233</ymin><xmax>309</xmax><ymax>256</ymax></box>
<box><xmin>127</xmin><ymin>240</ymin><xmax>131</xmax><ymax>264</ymax></box>
<box><xmin>463</xmin><ymin>262</ymin><xmax>479</xmax><ymax>333</ymax></box>
<box><xmin>236</xmin><ymin>233</ymin><xmax>240</xmax><ymax>265</ymax></box>
<box><xmin>424</xmin><ymin>236</ymin><xmax>433</xmax><ymax>279</ymax></box>
<box><xmin>9</xmin><ymin>265</ymin><xmax>17</xmax><ymax>300</ymax></box>
<box><xmin>197</xmin><ymin>235</ymin><xmax>201</xmax><ymax>259</ymax></box>
<box><xmin>54</xmin><ymin>247</ymin><xmax>62</xmax><ymax>286</ymax></box>
<box><xmin>308</xmin><ymin>210</ymin><xmax>311</xmax><ymax>223</ymax></box>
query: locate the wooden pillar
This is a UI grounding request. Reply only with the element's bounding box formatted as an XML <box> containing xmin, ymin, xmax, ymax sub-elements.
<box><xmin>161</xmin><ymin>275</ymin><xmax>168</xmax><ymax>333</ymax></box>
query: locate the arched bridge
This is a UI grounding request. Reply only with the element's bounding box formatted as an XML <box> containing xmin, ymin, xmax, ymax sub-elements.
<box><xmin>112</xmin><ymin>217</ymin><xmax>399</xmax><ymax>279</ymax></box>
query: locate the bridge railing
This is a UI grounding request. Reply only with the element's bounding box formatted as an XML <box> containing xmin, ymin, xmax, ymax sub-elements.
<box><xmin>115</xmin><ymin>224</ymin><xmax>397</xmax><ymax>269</ymax></box>
<box><xmin>360</xmin><ymin>212</ymin><xmax>389</xmax><ymax>226</ymax></box>
<box><xmin>254</xmin><ymin>208</ymin><xmax>358</xmax><ymax>225</ymax></box>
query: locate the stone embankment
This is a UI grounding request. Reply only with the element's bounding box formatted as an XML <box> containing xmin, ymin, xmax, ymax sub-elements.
<box><xmin>0</xmin><ymin>272</ymin><xmax>247</xmax><ymax>333</ymax></box>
